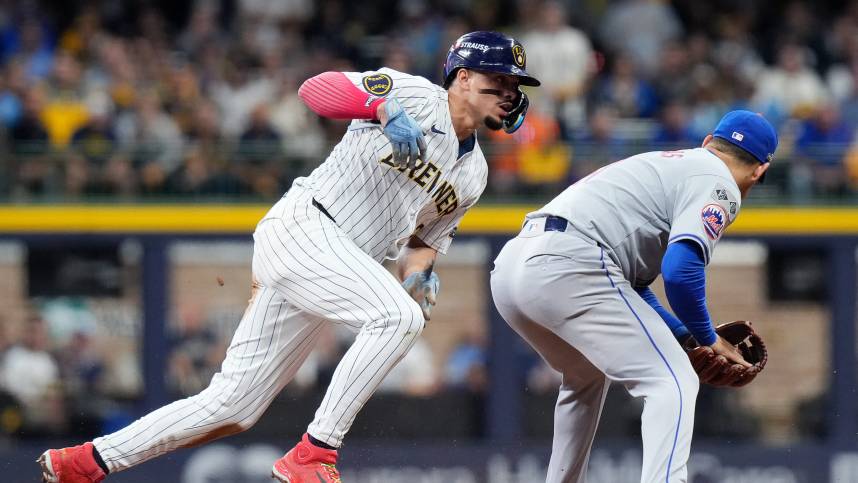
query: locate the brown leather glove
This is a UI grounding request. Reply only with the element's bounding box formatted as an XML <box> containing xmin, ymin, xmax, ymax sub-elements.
<box><xmin>683</xmin><ymin>321</ymin><xmax>768</xmax><ymax>387</ymax></box>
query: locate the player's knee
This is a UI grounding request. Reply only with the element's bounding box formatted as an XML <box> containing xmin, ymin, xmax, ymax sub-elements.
<box><xmin>218</xmin><ymin>410</ymin><xmax>262</xmax><ymax>434</ymax></box>
<box><xmin>402</xmin><ymin>299</ymin><xmax>427</xmax><ymax>333</ymax></box>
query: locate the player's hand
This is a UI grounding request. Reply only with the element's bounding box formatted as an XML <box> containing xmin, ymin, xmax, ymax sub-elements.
<box><xmin>709</xmin><ymin>335</ymin><xmax>752</xmax><ymax>368</ymax></box>
<box><xmin>401</xmin><ymin>270</ymin><xmax>440</xmax><ymax>320</ymax></box>
<box><xmin>381</xmin><ymin>98</ymin><xmax>427</xmax><ymax>169</ymax></box>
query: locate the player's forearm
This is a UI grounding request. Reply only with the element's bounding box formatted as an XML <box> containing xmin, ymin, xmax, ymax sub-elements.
<box><xmin>634</xmin><ymin>286</ymin><xmax>690</xmax><ymax>340</ymax></box>
<box><xmin>661</xmin><ymin>240</ymin><xmax>717</xmax><ymax>346</ymax></box>
<box><xmin>397</xmin><ymin>237</ymin><xmax>437</xmax><ymax>281</ymax></box>
<box><xmin>298</xmin><ymin>71</ymin><xmax>386</xmax><ymax>120</ymax></box>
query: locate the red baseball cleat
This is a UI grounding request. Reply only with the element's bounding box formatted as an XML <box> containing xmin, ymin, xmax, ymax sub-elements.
<box><xmin>272</xmin><ymin>433</ymin><xmax>341</xmax><ymax>483</ymax></box>
<box><xmin>38</xmin><ymin>442</ymin><xmax>106</xmax><ymax>483</ymax></box>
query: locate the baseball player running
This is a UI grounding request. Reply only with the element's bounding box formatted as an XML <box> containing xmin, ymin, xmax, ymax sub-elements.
<box><xmin>38</xmin><ymin>31</ymin><xmax>539</xmax><ymax>483</ymax></box>
<box><xmin>490</xmin><ymin>110</ymin><xmax>777</xmax><ymax>483</ymax></box>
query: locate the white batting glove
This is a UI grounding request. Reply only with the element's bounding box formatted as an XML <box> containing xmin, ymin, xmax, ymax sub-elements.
<box><xmin>402</xmin><ymin>271</ymin><xmax>440</xmax><ymax>320</ymax></box>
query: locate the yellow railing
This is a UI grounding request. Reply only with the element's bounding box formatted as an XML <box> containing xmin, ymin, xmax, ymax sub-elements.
<box><xmin>0</xmin><ymin>205</ymin><xmax>857</xmax><ymax>235</ymax></box>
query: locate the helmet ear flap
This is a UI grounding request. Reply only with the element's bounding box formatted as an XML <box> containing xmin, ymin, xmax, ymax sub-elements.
<box><xmin>503</xmin><ymin>89</ymin><xmax>529</xmax><ymax>134</ymax></box>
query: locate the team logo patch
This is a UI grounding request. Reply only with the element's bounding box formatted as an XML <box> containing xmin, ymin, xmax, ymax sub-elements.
<box><xmin>362</xmin><ymin>73</ymin><xmax>393</xmax><ymax>96</ymax></box>
<box><xmin>701</xmin><ymin>204</ymin><xmax>726</xmax><ymax>240</ymax></box>
<box><xmin>512</xmin><ymin>44</ymin><xmax>526</xmax><ymax>68</ymax></box>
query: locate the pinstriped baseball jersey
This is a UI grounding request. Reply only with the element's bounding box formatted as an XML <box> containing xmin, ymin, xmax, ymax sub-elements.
<box><xmin>86</xmin><ymin>67</ymin><xmax>490</xmax><ymax>472</ymax></box>
<box><xmin>295</xmin><ymin>68</ymin><xmax>488</xmax><ymax>261</ymax></box>
<box><xmin>533</xmin><ymin>147</ymin><xmax>741</xmax><ymax>286</ymax></box>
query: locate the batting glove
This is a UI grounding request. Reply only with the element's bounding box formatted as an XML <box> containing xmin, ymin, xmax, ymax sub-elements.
<box><xmin>383</xmin><ymin>98</ymin><xmax>428</xmax><ymax>169</ymax></box>
<box><xmin>402</xmin><ymin>270</ymin><xmax>440</xmax><ymax>320</ymax></box>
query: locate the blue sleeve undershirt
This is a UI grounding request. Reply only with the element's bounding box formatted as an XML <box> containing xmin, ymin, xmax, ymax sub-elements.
<box><xmin>634</xmin><ymin>285</ymin><xmax>690</xmax><ymax>340</ymax></box>
<box><xmin>636</xmin><ymin>240</ymin><xmax>717</xmax><ymax>346</ymax></box>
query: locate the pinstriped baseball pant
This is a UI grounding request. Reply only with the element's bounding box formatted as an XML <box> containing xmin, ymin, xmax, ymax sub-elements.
<box><xmin>93</xmin><ymin>189</ymin><xmax>425</xmax><ymax>472</ymax></box>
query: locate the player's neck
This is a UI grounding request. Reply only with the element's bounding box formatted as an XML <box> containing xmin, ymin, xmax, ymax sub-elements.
<box><xmin>710</xmin><ymin>148</ymin><xmax>754</xmax><ymax>199</ymax></box>
<box><xmin>447</xmin><ymin>93</ymin><xmax>478</xmax><ymax>141</ymax></box>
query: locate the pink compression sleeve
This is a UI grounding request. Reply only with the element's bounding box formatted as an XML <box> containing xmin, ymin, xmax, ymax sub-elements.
<box><xmin>298</xmin><ymin>71</ymin><xmax>386</xmax><ymax>120</ymax></box>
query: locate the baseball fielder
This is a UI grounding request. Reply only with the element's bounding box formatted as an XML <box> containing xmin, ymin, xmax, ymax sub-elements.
<box><xmin>490</xmin><ymin>110</ymin><xmax>777</xmax><ymax>483</ymax></box>
<box><xmin>38</xmin><ymin>31</ymin><xmax>540</xmax><ymax>483</ymax></box>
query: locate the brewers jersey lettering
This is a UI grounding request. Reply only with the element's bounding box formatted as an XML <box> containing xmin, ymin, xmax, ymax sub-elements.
<box><xmin>92</xmin><ymin>68</ymin><xmax>487</xmax><ymax>472</ymax></box>
<box><xmin>294</xmin><ymin>68</ymin><xmax>487</xmax><ymax>261</ymax></box>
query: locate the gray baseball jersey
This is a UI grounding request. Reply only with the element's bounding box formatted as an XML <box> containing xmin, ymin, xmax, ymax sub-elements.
<box><xmin>492</xmin><ymin>147</ymin><xmax>743</xmax><ymax>482</ymax></box>
<box><xmin>533</xmin><ymin>147</ymin><xmax>741</xmax><ymax>285</ymax></box>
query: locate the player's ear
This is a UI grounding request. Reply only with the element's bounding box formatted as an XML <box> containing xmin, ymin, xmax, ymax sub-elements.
<box><xmin>456</xmin><ymin>68</ymin><xmax>471</xmax><ymax>90</ymax></box>
<box><xmin>701</xmin><ymin>134</ymin><xmax>713</xmax><ymax>148</ymax></box>
<box><xmin>752</xmin><ymin>162</ymin><xmax>770</xmax><ymax>182</ymax></box>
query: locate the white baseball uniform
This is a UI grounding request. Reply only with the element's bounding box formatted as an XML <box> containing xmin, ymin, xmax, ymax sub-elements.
<box><xmin>92</xmin><ymin>68</ymin><xmax>487</xmax><ymax>472</ymax></box>
<box><xmin>490</xmin><ymin>148</ymin><xmax>741</xmax><ymax>483</ymax></box>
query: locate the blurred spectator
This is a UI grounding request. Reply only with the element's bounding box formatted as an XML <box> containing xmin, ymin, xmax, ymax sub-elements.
<box><xmin>41</xmin><ymin>52</ymin><xmax>89</xmax><ymax>147</ymax></box>
<box><xmin>651</xmin><ymin>101</ymin><xmax>695</xmax><ymax>149</ymax></box>
<box><xmin>752</xmin><ymin>43</ymin><xmax>828</xmax><ymax>121</ymax></box>
<box><xmin>210</xmin><ymin>57</ymin><xmax>276</xmax><ymax>139</ymax></box>
<box><xmin>793</xmin><ymin>104</ymin><xmax>854</xmax><ymax>196</ymax></box>
<box><xmin>177</xmin><ymin>3</ymin><xmax>225</xmax><ymax>59</ymax></box>
<box><xmin>9</xmin><ymin>86</ymin><xmax>52</xmax><ymax>196</ymax></box>
<box><xmin>57</xmin><ymin>7</ymin><xmax>103</xmax><ymax>59</ymax></box>
<box><xmin>589</xmin><ymin>52</ymin><xmax>659</xmax><ymax>119</ymax></box>
<box><xmin>68</xmin><ymin>91</ymin><xmax>134</xmax><ymax>196</ymax></box>
<box><xmin>167</xmin><ymin>303</ymin><xmax>225</xmax><ymax>396</ymax></box>
<box><xmin>55</xmin><ymin>328</ymin><xmax>105</xmax><ymax>397</ymax></box>
<box><xmin>269</xmin><ymin>71</ymin><xmax>327</xmax><ymax>161</ymax></box>
<box><xmin>392</xmin><ymin>0</ymin><xmax>446</xmax><ymax>79</ymax></box>
<box><xmin>116</xmin><ymin>90</ymin><xmax>185</xmax><ymax>194</ymax></box>
<box><xmin>598</xmin><ymin>0</ymin><xmax>682</xmax><ymax>76</ymax></box>
<box><xmin>3</xmin><ymin>17</ymin><xmax>55</xmax><ymax>81</ymax></box>
<box><xmin>237</xmin><ymin>103</ymin><xmax>284</xmax><ymax>197</ymax></box>
<box><xmin>445</xmin><ymin>332</ymin><xmax>488</xmax><ymax>394</ymax></box>
<box><xmin>0</xmin><ymin>313</ymin><xmax>65</xmax><ymax>432</ymax></box>
<box><xmin>489</xmin><ymin>105</ymin><xmax>570</xmax><ymax>195</ymax></box>
<box><xmin>712</xmin><ymin>13</ymin><xmax>765</xmax><ymax>85</ymax></box>
<box><xmin>0</xmin><ymin>321</ymin><xmax>23</xmax><ymax>438</ymax></box>
<box><xmin>165</xmin><ymin>145</ymin><xmax>249</xmax><ymax>197</ymax></box>
<box><xmin>570</xmin><ymin>105</ymin><xmax>628</xmax><ymax>181</ymax></box>
<box><xmin>652</xmin><ymin>40</ymin><xmax>694</xmax><ymax>106</ymax></box>
<box><xmin>0</xmin><ymin>59</ymin><xmax>25</xmax><ymax>127</ymax></box>
<box><xmin>522</xmin><ymin>0</ymin><xmax>595</xmax><ymax>133</ymax></box>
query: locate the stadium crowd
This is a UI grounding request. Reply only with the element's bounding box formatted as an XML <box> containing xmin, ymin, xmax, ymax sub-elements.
<box><xmin>1</xmin><ymin>0</ymin><xmax>858</xmax><ymax>201</ymax></box>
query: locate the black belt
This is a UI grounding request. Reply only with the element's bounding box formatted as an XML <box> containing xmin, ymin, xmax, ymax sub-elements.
<box><xmin>312</xmin><ymin>198</ymin><xmax>336</xmax><ymax>223</ymax></box>
<box><xmin>544</xmin><ymin>215</ymin><xmax>569</xmax><ymax>232</ymax></box>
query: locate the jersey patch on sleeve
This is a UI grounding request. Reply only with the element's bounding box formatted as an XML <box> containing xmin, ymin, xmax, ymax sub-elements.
<box><xmin>701</xmin><ymin>203</ymin><xmax>726</xmax><ymax>240</ymax></box>
<box><xmin>362</xmin><ymin>73</ymin><xmax>393</xmax><ymax>96</ymax></box>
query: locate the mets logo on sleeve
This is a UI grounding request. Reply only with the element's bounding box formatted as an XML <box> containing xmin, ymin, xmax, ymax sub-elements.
<box><xmin>362</xmin><ymin>73</ymin><xmax>393</xmax><ymax>96</ymax></box>
<box><xmin>701</xmin><ymin>204</ymin><xmax>726</xmax><ymax>239</ymax></box>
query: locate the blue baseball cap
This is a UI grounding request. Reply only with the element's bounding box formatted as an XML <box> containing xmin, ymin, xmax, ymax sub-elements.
<box><xmin>713</xmin><ymin>110</ymin><xmax>778</xmax><ymax>164</ymax></box>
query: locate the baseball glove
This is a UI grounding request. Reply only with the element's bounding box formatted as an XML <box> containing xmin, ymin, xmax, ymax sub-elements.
<box><xmin>682</xmin><ymin>321</ymin><xmax>767</xmax><ymax>387</ymax></box>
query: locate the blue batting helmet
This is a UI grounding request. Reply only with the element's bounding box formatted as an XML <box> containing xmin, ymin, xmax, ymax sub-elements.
<box><xmin>443</xmin><ymin>31</ymin><xmax>541</xmax><ymax>88</ymax></box>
